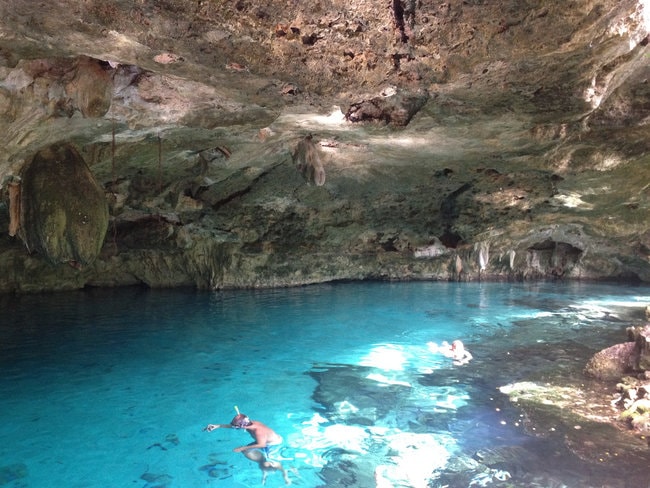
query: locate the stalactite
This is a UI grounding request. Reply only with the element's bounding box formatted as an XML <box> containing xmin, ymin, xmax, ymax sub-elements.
<box><xmin>8</xmin><ymin>179</ymin><xmax>20</xmax><ymax>237</ymax></box>
<box><xmin>157</xmin><ymin>133</ymin><xmax>162</xmax><ymax>193</ymax></box>
<box><xmin>111</xmin><ymin>119</ymin><xmax>116</xmax><ymax>186</ymax></box>
<box><xmin>477</xmin><ymin>241</ymin><xmax>490</xmax><ymax>282</ymax></box>
<box><xmin>111</xmin><ymin>120</ymin><xmax>118</xmax><ymax>252</ymax></box>
<box><xmin>292</xmin><ymin>134</ymin><xmax>326</xmax><ymax>186</ymax></box>
<box><xmin>157</xmin><ymin>133</ymin><xmax>163</xmax><ymax>223</ymax></box>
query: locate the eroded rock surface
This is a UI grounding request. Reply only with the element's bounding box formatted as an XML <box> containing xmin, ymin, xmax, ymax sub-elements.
<box><xmin>0</xmin><ymin>0</ymin><xmax>647</xmax><ymax>291</ymax></box>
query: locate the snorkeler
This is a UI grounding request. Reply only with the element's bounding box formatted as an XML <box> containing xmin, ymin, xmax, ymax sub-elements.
<box><xmin>427</xmin><ymin>339</ymin><xmax>473</xmax><ymax>365</ymax></box>
<box><xmin>204</xmin><ymin>406</ymin><xmax>291</xmax><ymax>485</ymax></box>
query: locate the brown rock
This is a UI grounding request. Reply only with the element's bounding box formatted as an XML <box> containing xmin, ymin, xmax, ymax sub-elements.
<box><xmin>584</xmin><ymin>342</ymin><xmax>635</xmax><ymax>381</ymax></box>
<box><xmin>628</xmin><ymin>325</ymin><xmax>650</xmax><ymax>371</ymax></box>
<box><xmin>345</xmin><ymin>89</ymin><xmax>428</xmax><ymax>126</ymax></box>
<box><xmin>19</xmin><ymin>143</ymin><xmax>109</xmax><ymax>266</ymax></box>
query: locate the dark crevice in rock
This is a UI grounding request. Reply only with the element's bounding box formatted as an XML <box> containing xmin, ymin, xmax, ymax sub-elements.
<box><xmin>439</xmin><ymin>182</ymin><xmax>473</xmax><ymax>249</ymax></box>
<box><xmin>206</xmin><ymin>187</ymin><xmax>252</xmax><ymax>210</ymax></box>
<box><xmin>439</xmin><ymin>230</ymin><xmax>463</xmax><ymax>249</ymax></box>
<box><xmin>392</xmin><ymin>0</ymin><xmax>409</xmax><ymax>43</ymax></box>
<box><xmin>440</xmin><ymin>182</ymin><xmax>473</xmax><ymax>222</ymax></box>
<box><xmin>111</xmin><ymin>216</ymin><xmax>177</xmax><ymax>250</ymax></box>
<box><xmin>526</xmin><ymin>239</ymin><xmax>583</xmax><ymax>278</ymax></box>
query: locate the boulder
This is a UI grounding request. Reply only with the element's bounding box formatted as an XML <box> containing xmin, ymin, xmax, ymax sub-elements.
<box><xmin>345</xmin><ymin>88</ymin><xmax>428</xmax><ymax>126</ymax></box>
<box><xmin>583</xmin><ymin>342</ymin><xmax>635</xmax><ymax>381</ymax></box>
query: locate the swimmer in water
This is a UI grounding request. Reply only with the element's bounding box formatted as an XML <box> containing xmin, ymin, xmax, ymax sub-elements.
<box><xmin>427</xmin><ymin>339</ymin><xmax>473</xmax><ymax>365</ymax></box>
<box><xmin>204</xmin><ymin>407</ymin><xmax>291</xmax><ymax>485</ymax></box>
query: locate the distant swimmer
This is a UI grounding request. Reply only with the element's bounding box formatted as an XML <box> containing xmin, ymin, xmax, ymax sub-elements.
<box><xmin>205</xmin><ymin>406</ymin><xmax>291</xmax><ymax>485</ymax></box>
<box><xmin>427</xmin><ymin>339</ymin><xmax>473</xmax><ymax>365</ymax></box>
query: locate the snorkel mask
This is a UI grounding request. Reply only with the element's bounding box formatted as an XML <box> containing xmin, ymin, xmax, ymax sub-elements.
<box><xmin>231</xmin><ymin>406</ymin><xmax>252</xmax><ymax>428</ymax></box>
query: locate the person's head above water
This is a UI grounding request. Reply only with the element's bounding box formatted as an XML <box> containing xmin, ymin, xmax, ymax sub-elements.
<box><xmin>231</xmin><ymin>413</ymin><xmax>253</xmax><ymax>428</ymax></box>
<box><xmin>451</xmin><ymin>340</ymin><xmax>464</xmax><ymax>351</ymax></box>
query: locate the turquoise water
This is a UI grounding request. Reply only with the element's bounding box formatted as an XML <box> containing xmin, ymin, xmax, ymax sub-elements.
<box><xmin>1</xmin><ymin>281</ymin><xmax>649</xmax><ymax>487</ymax></box>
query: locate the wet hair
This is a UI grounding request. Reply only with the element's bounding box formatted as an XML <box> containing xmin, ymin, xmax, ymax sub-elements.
<box><xmin>230</xmin><ymin>413</ymin><xmax>253</xmax><ymax>428</ymax></box>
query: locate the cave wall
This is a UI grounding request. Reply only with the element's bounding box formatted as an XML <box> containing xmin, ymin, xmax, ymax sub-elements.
<box><xmin>0</xmin><ymin>0</ymin><xmax>647</xmax><ymax>292</ymax></box>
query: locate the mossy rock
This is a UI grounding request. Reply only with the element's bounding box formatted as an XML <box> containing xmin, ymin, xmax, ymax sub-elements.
<box><xmin>20</xmin><ymin>142</ymin><xmax>108</xmax><ymax>265</ymax></box>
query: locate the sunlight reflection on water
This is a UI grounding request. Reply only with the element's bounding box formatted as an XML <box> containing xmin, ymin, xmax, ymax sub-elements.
<box><xmin>1</xmin><ymin>281</ymin><xmax>649</xmax><ymax>487</ymax></box>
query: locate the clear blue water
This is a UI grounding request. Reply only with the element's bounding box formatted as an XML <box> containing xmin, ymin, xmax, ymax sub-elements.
<box><xmin>1</xmin><ymin>281</ymin><xmax>649</xmax><ymax>487</ymax></box>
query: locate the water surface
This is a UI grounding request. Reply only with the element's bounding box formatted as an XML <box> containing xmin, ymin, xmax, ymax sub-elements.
<box><xmin>1</xmin><ymin>281</ymin><xmax>648</xmax><ymax>487</ymax></box>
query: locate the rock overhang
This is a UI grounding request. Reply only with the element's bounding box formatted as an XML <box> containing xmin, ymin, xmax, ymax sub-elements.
<box><xmin>0</xmin><ymin>0</ymin><xmax>647</xmax><ymax>291</ymax></box>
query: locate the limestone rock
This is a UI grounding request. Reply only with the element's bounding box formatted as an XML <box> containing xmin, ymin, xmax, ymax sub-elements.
<box><xmin>583</xmin><ymin>342</ymin><xmax>635</xmax><ymax>381</ymax></box>
<box><xmin>68</xmin><ymin>57</ymin><xmax>113</xmax><ymax>118</ymax></box>
<box><xmin>583</xmin><ymin>325</ymin><xmax>650</xmax><ymax>381</ymax></box>
<box><xmin>292</xmin><ymin>135</ymin><xmax>326</xmax><ymax>186</ymax></box>
<box><xmin>345</xmin><ymin>88</ymin><xmax>428</xmax><ymax>126</ymax></box>
<box><xmin>0</xmin><ymin>0</ymin><xmax>647</xmax><ymax>291</ymax></box>
<box><xmin>19</xmin><ymin>143</ymin><xmax>109</xmax><ymax>266</ymax></box>
<box><xmin>627</xmin><ymin>324</ymin><xmax>650</xmax><ymax>371</ymax></box>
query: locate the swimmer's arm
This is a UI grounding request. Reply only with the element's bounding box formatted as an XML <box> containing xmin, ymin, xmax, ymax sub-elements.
<box><xmin>204</xmin><ymin>423</ymin><xmax>232</xmax><ymax>431</ymax></box>
<box><xmin>233</xmin><ymin>441</ymin><xmax>265</xmax><ymax>452</ymax></box>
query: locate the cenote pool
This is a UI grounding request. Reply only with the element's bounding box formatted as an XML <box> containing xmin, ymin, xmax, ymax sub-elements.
<box><xmin>1</xmin><ymin>281</ymin><xmax>649</xmax><ymax>487</ymax></box>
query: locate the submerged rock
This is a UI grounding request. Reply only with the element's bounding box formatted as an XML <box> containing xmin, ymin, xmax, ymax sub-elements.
<box><xmin>140</xmin><ymin>472</ymin><xmax>173</xmax><ymax>488</ymax></box>
<box><xmin>0</xmin><ymin>463</ymin><xmax>27</xmax><ymax>484</ymax></box>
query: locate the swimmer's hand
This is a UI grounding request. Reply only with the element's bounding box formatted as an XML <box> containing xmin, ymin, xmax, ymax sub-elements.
<box><xmin>204</xmin><ymin>424</ymin><xmax>220</xmax><ymax>432</ymax></box>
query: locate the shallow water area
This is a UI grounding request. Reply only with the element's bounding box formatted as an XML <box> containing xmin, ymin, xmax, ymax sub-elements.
<box><xmin>1</xmin><ymin>281</ymin><xmax>649</xmax><ymax>487</ymax></box>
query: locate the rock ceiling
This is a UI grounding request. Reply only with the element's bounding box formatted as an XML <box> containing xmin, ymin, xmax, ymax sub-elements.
<box><xmin>0</xmin><ymin>0</ymin><xmax>648</xmax><ymax>291</ymax></box>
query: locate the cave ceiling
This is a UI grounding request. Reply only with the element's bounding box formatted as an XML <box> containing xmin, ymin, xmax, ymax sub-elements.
<box><xmin>0</xmin><ymin>0</ymin><xmax>649</xmax><ymax>291</ymax></box>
